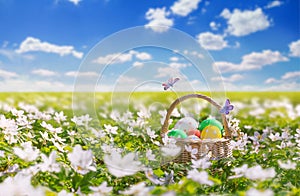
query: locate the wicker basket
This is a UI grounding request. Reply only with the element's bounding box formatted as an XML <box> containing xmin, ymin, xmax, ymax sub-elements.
<box><xmin>161</xmin><ymin>93</ymin><xmax>232</xmax><ymax>163</ymax></box>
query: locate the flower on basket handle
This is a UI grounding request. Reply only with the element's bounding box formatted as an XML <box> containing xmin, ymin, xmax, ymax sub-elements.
<box><xmin>220</xmin><ymin>99</ymin><xmax>234</xmax><ymax>115</ymax></box>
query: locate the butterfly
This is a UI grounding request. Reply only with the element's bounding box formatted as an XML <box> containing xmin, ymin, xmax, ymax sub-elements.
<box><xmin>145</xmin><ymin>168</ymin><xmax>174</xmax><ymax>185</ymax></box>
<box><xmin>220</xmin><ymin>98</ymin><xmax>234</xmax><ymax>115</ymax></box>
<box><xmin>162</xmin><ymin>77</ymin><xmax>180</xmax><ymax>90</ymax></box>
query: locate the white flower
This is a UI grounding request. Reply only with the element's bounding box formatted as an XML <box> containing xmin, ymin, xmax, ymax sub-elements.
<box><xmin>171</xmin><ymin>108</ymin><xmax>181</xmax><ymax>117</ymax></box>
<box><xmin>0</xmin><ymin>174</ymin><xmax>45</xmax><ymax>196</ymax></box>
<box><xmin>67</xmin><ymin>145</ymin><xmax>96</xmax><ymax>175</ymax></box>
<box><xmin>249</xmin><ymin>107</ymin><xmax>265</xmax><ymax>116</ymax></box>
<box><xmin>110</xmin><ymin>110</ymin><xmax>120</xmax><ymax>121</ymax></box>
<box><xmin>39</xmin><ymin>151</ymin><xmax>61</xmax><ymax>173</ymax></box>
<box><xmin>58</xmin><ymin>190</ymin><xmax>74</xmax><ymax>196</ymax></box>
<box><xmin>187</xmin><ymin>169</ymin><xmax>214</xmax><ymax>186</ymax></box>
<box><xmin>191</xmin><ymin>156</ymin><xmax>211</xmax><ymax>169</ymax></box>
<box><xmin>53</xmin><ymin>133</ymin><xmax>66</xmax><ymax>143</ymax></box>
<box><xmin>19</xmin><ymin>164</ymin><xmax>40</xmax><ymax>176</ymax></box>
<box><xmin>281</xmin><ymin>130</ymin><xmax>291</xmax><ymax>140</ymax></box>
<box><xmin>159</xmin><ymin>110</ymin><xmax>172</xmax><ymax>125</ymax></box>
<box><xmin>13</xmin><ymin>142</ymin><xmax>40</xmax><ymax>162</ymax></box>
<box><xmin>51</xmin><ymin>138</ymin><xmax>66</xmax><ymax>152</ymax></box>
<box><xmin>146</xmin><ymin>150</ymin><xmax>156</xmax><ymax>161</ymax></box>
<box><xmin>245</xmin><ymin>165</ymin><xmax>276</xmax><ymax>181</ymax></box>
<box><xmin>18</xmin><ymin>102</ymin><xmax>39</xmax><ymax>113</ymax></box>
<box><xmin>244</xmin><ymin>125</ymin><xmax>252</xmax><ymax>130</ymax></box>
<box><xmin>71</xmin><ymin>114</ymin><xmax>92</xmax><ymax>127</ymax></box>
<box><xmin>16</xmin><ymin>115</ymin><xmax>34</xmax><ymax>129</ymax></box>
<box><xmin>185</xmin><ymin>145</ymin><xmax>198</xmax><ymax>159</ymax></box>
<box><xmin>228</xmin><ymin>164</ymin><xmax>248</xmax><ymax>179</ymax></box>
<box><xmin>91</xmin><ymin>128</ymin><xmax>106</xmax><ymax>138</ymax></box>
<box><xmin>161</xmin><ymin>135</ymin><xmax>182</xmax><ymax>157</ymax></box>
<box><xmin>67</xmin><ymin>130</ymin><xmax>76</xmax><ymax>136</ymax></box>
<box><xmin>81</xmin><ymin>114</ymin><xmax>92</xmax><ymax>125</ymax></box>
<box><xmin>137</xmin><ymin>107</ymin><xmax>151</xmax><ymax>119</ymax></box>
<box><xmin>249</xmin><ymin>131</ymin><xmax>267</xmax><ymax>145</ymax></box>
<box><xmin>269</xmin><ymin>132</ymin><xmax>281</xmax><ymax>141</ymax></box>
<box><xmin>0</xmin><ymin>150</ymin><xmax>4</xmax><ymax>158</ymax></box>
<box><xmin>10</xmin><ymin>108</ymin><xmax>24</xmax><ymax>117</ymax></box>
<box><xmin>246</xmin><ymin>188</ymin><xmax>274</xmax><ymax>196</ymax></box>
<box><xmin>71</xmin><ymin>116</ymin><xmax>84</xmax><ymax>126</ymax></box>
<box><xmin>5</xmin><ymin>163</ymin><xmax>19</xmax><ymax>173</ymax></box>
<box><xmin>0</xmin><ymin>115</ymin><xmax>19</xmax><ymax>144</ymax></box>
<box><xmin>104</xmin><ymin>152</ymin><xmax>144</xmax><ymax>178</ymax></box>
<box><xmin>276</xmin><ymin>141</ymin><xmax>293</xmax><ymax>149</ymax></box>
<box><xmin>278</xmin><ymin>160</ymin><xmax>296</xmax><ymax>170</ymax></box>
<box><xmin>230</xmin><ymin>139</ymin><xmax>248</xmax><ymax>151</ymax></box>
<box><xmin>89</xmin><ymin>181</ymin><xmax>113</xmax><ymax>196</ymax></box>
<box><xmin>41</xmin><ymin>121</ymin><xmax>62</xmax><ymax>133</ymax></box>
<box><xmin>120</xmin><ymin>182</ymin><xmax>150</xmax><ymax>196</ymax></box>
<box><xmin>104</xmin><ymin>124</ymin><xmax>118</xmax><ymax>135</ymax></box>
<box><xmin>146</xmin><ymin>128</ymin><xmax>158</xmax><ymax>140</ymax></box>
<box><xmin>162</xmin><ymin>191</ymin><xmax>176</xmax><ymax>196</ymax></box>
<box><xmin>161</xmin><ymin>145</ymin><xmax>182</xmax><ymax>157</ymax></box>
<box><xmin>54</xmin><ymin>111</ymin><xmax>67</xmax><ymax>123</ymax></box>
<box><xmin>295</xmin><ymin>128</ymin><xmax>300</xmax><ymax>137</ymax></box>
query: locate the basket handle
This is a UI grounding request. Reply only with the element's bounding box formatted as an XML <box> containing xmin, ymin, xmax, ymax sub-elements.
<box><xmin>161</xmin><ymin>94</ymin><xmax>232</xmax><ymax>139</ymax></box>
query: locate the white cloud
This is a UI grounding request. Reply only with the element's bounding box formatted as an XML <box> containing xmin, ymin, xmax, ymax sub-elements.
<box><xmin>155</xmin><ymin>67</ymin><xmax>180</xmax><ymax>78</ymax></box>
<box><xmin>281</xmin><ymin>71</ymin><xmax>300</xmax><ymax>80</ymax></box>
<box><xmin>169</xmin><ymin>62</ymin><xmax>189</xmax><ymax>69</ymax></box>
<box><xmin>242</xmin><ymin>50</ymin><xmax>288</xmax><ymax>67</ymax></box>
<box><xmin>0</xmin><ymin>49</ymin><xmax>35</xmax><ymax>60</ymax></box>
<box><xmin>0</xmin><ymin>69</ymin><xmax>18</xmax><ymax>79</ymax></box>
<box><xmin>197</xmin><ymin>32</ymin><xmax>228</xmax><ymax>50</ymax></box>
<box><xmin>212</xmin><ymin>74</ymin><xmax>244</xmax><ymax>82</ymax></box>
<box><xmin>145</xmin><ymin>7</ymin><xmax>174</xmax><ymax>33</ymax></box>
<box><xmin>133</xmin><ymin>61</ymin><xmax>144</xmax><ymax>67</ymax></box>
<box><xmin>134</xmin><ymin>52</ymin><xmax>152</xmax><ymax>60</ymax></box>
<box><xmin>65</xmin><ymin>71</ymin><xmax>98</xmax><ymax>77</ymax></box>
<box><xmin>215</xmin><ymin>50</ymin><xmax>289</xmax><ymax>73</ymax></box>
<box><xmin>170</xmin><ymin>0</ymin><xmax>202</xmax><ymax>17</ymax></box>
<box><xmin>68</xmin><ymin>0</ymin><xmax>81</xmax><ymax>5</ymax></box>
<box><xmin>265</xmin><ymin>77</ymin><xmax>278</xmax><ymax>84</ymax></box>
<box><xmin>264</xmin><ymin>71</ymin><xmax>300</xmax><ymax>91</ymax></box>
<box><xmin>16</xmin><ymin>37</ymin><xmax>83</xmax><ymax>59</ymax></box>
<box><xmin>209</xmin><ymin>21</ymin><xmax>220</xmax><ymax>31</ymax></box>
<box><xmin>170</xmin><ymin>56</ymin><xmax>179</xmax><ymax>61</ymax></box>
<box><xmin>183</xmin><ymin>50</ymin><xmax>205</xmax><ymax>59</ymax></box>
<box><xmin>265</xmin><ymin>1</ymin><xmax>283</xmax><ymax>9</ymax></box>
<box><xmin>220</xmin><ymin>8</ymin><xmax>271</xmax><ymax>36</ymax></box>
<box><xmin>93</xmin><ymin>51</ymin><xmax>152</xmax><ymax>65</ymax></box>
<box><xmin>289</xmin><ymin>40</ymin><xmax>300</xmax><ymax>57</ymax></box>
<box><xmin>0</xmin><ymin>78</ymin><xmax>70</xmax><ymax>92</ymax></box>
<box><xmin>93</xmin><ymin>53</ymin><xmax>132</xmax><ymax>65</ymax></box>
<box><xmin>32</xmin><ymin>69</ymin><xmax>57</xmax><ymax>76</ymax></box>
<box><xmin>117</xmin><ymin>76</ymin><xmax>137</xmax><ymax>84</ymax></box>
<box><xmin>265</xmin><ymin>71</ymin><xmax>300</xmax><ymax>85</ymax></box>
<box><xmin>265</xmin><ymin>82</ymin><xmax>300</xmax><ymax>91</ymax></box>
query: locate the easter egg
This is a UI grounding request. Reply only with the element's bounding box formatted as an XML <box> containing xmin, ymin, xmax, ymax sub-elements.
<box><xmin>167</xmin><ymin>129</ymin><xmax>188</xmax><ymax>139</ymax></box>
<box><xmin>187</xmin><ymin>129</ymin><xmax>201</xmax><ymax>138</ymax></box>
<box><xmin>174</xmin><ymin>117</ymin><xmax>198</xmax><ymax>134</ymax></box>
<box><xmin>199</xmin><ymin>119</ymin><xmax>223</xmax><ymax>139</ymax></box>
<box><xmin>188</xmin><ymin>135</ymin><xmax>200</xmax><ymax>141</ymax></box>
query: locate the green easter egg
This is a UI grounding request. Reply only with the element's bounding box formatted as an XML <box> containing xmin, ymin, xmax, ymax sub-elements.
<box><xmin>167</xmin><ymin>129</ymin><xmax>188</xmax><ymax>139</ymax></box>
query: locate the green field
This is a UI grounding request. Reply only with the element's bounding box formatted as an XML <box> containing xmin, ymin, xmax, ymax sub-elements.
<box><xmin>0</xmin><ymin>92</ymin><xmax>299</xmax><ymax>195</ymax></box>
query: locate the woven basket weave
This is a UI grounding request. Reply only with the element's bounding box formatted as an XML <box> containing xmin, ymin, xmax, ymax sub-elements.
<box><xmin>161</xmin><ymin>94</ymin><xmax>232</xmax><ymax>163</ymax></box>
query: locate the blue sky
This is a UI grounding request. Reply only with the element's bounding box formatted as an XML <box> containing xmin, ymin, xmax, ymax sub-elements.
<box><xmin>0</xmin><ymin>0</ymin><xmax>299</xmax><ymax>91</ymax></box>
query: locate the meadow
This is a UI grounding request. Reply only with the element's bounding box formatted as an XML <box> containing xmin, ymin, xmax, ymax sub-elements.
<box><xmin>0</xmin><ymin>92</ymin><xmax>299</xmax><ymax>196</ymax></box>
